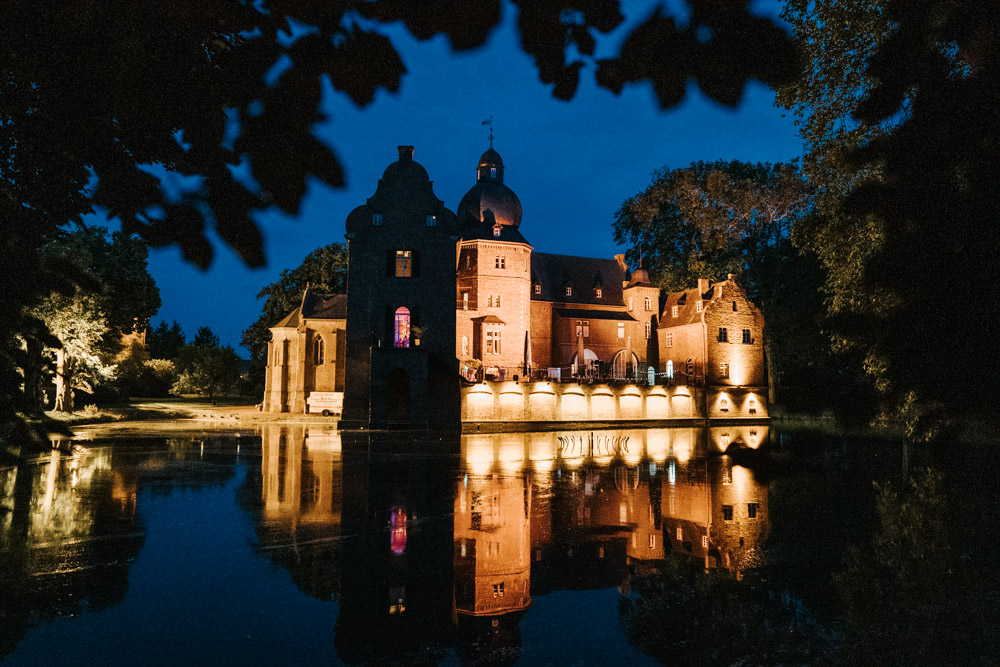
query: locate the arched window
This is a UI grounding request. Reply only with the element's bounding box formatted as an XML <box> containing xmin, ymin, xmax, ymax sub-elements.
<box><xmin>644</xmin><ymin>296</ymin><xmax>651</xmax><ymax>311</ymax></box>
<box><xmin>313</xmin><ymin>334</ymin><xmax>325</xmax><ymax>365</ymax></box>
<box><xmin>394</xmin><ymin>307</ymin><xmax>411</xmax><ymax>348</ymax></box>
<box><xmin>666</xmin><ymin>360</ymin><xmax>674</xmax><ymax>379</ymax></box>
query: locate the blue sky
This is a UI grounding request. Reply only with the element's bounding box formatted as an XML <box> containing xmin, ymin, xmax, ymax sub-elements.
<box><xmin>144</xmin><ymin>2</ymin><xmax>803</xmax><ymax>354</ymax></box>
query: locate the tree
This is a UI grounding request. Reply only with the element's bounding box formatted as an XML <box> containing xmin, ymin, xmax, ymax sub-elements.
<box><xmin>28</xmin><ymin>227</ymin><xmax>160</xmax><ymax>412</ymax></box>
<box><xmin>613</xmin><ymin>161</ymin><xmax>835</xmax><ymax>407</ymax></box>
<box><xmin>172</xmin><ymin>328</ymin><xmax>241</xmax><ymax>402</ymax></box>
<box><xmin>242</xmin><ymin>242</ymin><xmax>348</xmax><ymax>379</ymax></box>
<box><xmin>779</xmin><ymin>1</ymin><xmax>1000</xmax><ymax>435</ymax></box>
<box><xmin>1</xmin><ymin>1</ymin><xmax>797</xmax><ymax>437</ymax></box>
<box><xmin>146</xmin><ymin>321</ymin><xmax>186</xmax><ymax>361</ymax></box>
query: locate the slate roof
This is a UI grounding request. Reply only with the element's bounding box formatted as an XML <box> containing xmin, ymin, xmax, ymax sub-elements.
<box><xmin>553</xmin><ymin>308</ymin><xmax>638</xmax><ymax>322</ymax></box>
<box><xmin>660</xmin><ymin>282</ymin><xmax>720</xmax><ymax>327</ymax></box>
<box><xmin>272</xmin><ymin>292</ymin><xmax>347</xmax><ymax>329</ymax></box>
<box><xmin>459</xmin><ymin>221</ymin><xmax>531</xmax><ymax>245</ymax></box>
<box><xmin>530</xmin><ymin>252</ymin><xmax>627</xmax><ymax>306</ymax></box>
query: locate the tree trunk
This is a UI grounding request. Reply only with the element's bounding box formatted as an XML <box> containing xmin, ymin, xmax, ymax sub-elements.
<box><xmin>53</xmin><ymin>348</ymin><xmax>73</xmax><ymax>412</ymax></box>
<box><xmin>23</xmin><ymin>337</ymin><xmax>44</xmax><ymax>411</ymax></box>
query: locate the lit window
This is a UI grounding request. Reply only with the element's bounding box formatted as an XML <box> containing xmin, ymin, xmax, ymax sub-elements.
<box><xmin>534</xmin><ymin>284</ymin><xmax>541</xmax><ymax>295</ymax></box>
<box><xmin>644</xmin><ymin>321</ymin><xmax>651</xmax><ymax>339</ymax></box>
<box><xmin>718</xmin><ymin>327</ymin><xmax>728</xmax><ymax>342</ymax></box>
<box><xmin>666</xmin><ymin>360</ymin><xmax>673</xmax><ymax>379</ymax></box>
<box><xmin>564</xmin><ymin>286</ymin><xmax>572</xmax><ymax>297</ymax></box>
<box><xmin>695</xmin><ymin>300</ymin><xmax>703</xmax><ymax>313</ymax></box>
<box><xmin>426</xmin><ymin>214</ymin><xmax>436</xmax><ymax>227</ymax></box>
<box><xmin>313</xmin><ymin>335</ymin><xmax>324</xmax><ymax>365</ymax></box>
<box><xmin>394</xmin><ymin>307</ymin><xmax>411</xmax><ymax>348</ymax></box>
<box><xmin>462</xmin><ymin>293</ymin><xmax>469</xmax><ymax>310</ymax></box>
<box><xmin>493</xmin><ymin>226</ymin><xmax>501</xmax><ymax>238</ymax></box>
<box><xmin>676</xmin><ymin>527</ymin><xmax>683</xmax><ymax>541</ymax></box>
<box><xmin>372</xmin><ymin>213</ymin><xmax>383</xmax><ymax>226</ymax></box>
<box><xmin>648</xmin><ymin>534</ymin><xmax>655</xmax><ymax>549</ymax></box>
<box><xmin>742</xmin><ymin>328</ymin><xmax>751</xmax><ymax>344</ymax></box>
<box><xmin>722</xmin><ymin>505</ymin><xmax>734</xmax><ymax>521</ymax></box>
<box><xmin>671</xmin><ymin>305</ymin><xmax>678</xmax><ymax>318</ymax></box>
<box><xmin>644</xmin><ymin>296</ymin><xmax>651</xmax><ymax>310</ymax></box>
<box><xmin>575</xmin><ymin>320</ymin><xmax>590</xmax><ymax>338</ymax></box>
<box><xmin>495</xmin><ymin>294</ymin><xmax>501</xmax><ymax>308</ymax></box>
<box><xmin>720</xmin><ymin>363</ymin><xmax>729</xmax><ymax>378</ymax></box>
<box><xmin>617</xmin><ymin>322</ymin><xmax>625</xmax><ymax>339</ymax></box>
<box><xmin>702</xmin><ymin>535</ymin><xmax>709</xmax><ymax>548</ymax></box>
<box><xmin>487</xmin><ymin>295</ymin><xmax>493</xmax><ymax>307</ymax></box>
<box><xmin>747</xmin><ymin>503</ymin><xmax>758</xmax><ymax>519</ymax></box>
<box><xmin>485</xmin><ymin>330</ymin><xmax>502</xmax><ymax>354</ymax></box>
<box><xmin>595</xmin><ymin>287</ymin><xmax>602</xmax><ymax>298</ymax></box>
<box><xmin>493</xmin><ymin>582</ymin><xmax>504</xmax><ymax>597</ymax></box>
<box><xmin>665</xmin><ymin>332</ymin><xmax>673</xmax><ymax>347</ymax></box>
<box><xmin>395</xmin><ymin>250</ymin><xmax>412</xmax><ymax>277</ymax></box>
<box><xmin>495</xmin><ymin>255</ymin><xmax>505</xmax><ymax>269</ymax></box>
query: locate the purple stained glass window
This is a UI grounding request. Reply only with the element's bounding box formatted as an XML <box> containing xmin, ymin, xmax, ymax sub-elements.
<box><xmin>394</xmin><ymin>307</ymin><xmax>410</xmax><ymax>348</ymax></box>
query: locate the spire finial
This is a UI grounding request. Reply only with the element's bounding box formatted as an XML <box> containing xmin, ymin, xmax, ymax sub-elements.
<box><xmin>481</xmin><ymin>115</ymin><xmax>494</xmax><ymax>148</ymax></box>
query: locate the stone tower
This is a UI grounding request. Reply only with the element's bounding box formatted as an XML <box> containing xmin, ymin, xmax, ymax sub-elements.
<box><xmin>340</xmin><ymin>146</ymin><xmax>460</xmax><ymax>430</ymax></box>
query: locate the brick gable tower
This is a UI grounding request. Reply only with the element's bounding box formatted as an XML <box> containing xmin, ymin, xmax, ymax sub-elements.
<box><xmin>340</xmin><ymin>146</ymin><xmax>460</xmax><ymax>430</ymax></box>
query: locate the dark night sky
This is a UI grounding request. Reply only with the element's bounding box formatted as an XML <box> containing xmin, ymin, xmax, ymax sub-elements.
<box><xmin>142</xmin><ymin>2</ymin><xmax>803</xmax><ymax>355</ymax></box>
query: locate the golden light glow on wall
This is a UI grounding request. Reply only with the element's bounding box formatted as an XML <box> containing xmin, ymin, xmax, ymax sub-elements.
<box><xmin>465</xmin><ymin>437</ymin><xmax>494</xmax><ymax>475</ymax></box>
<box><xmin>529</xmin><ymin>435</ymin><xmax>556</xmax><ymax>463</ymax></box>
<box><xmin>646</xmin><ymin>429</ymin><xmax>669</xmax><ymax>461</ymax></box>
<box><xmin>672</xmin><ymin>430</ymin><xmax>693</xmax><ymax>463</ymax></box>
<box><xmin>498</xmin><ymin>437</ymin><xmax>524</xmax><ymax>471</ymax></box>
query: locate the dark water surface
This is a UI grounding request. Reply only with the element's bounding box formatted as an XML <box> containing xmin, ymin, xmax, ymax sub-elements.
<box><xmin>1</xmin><ymin>424</ymin><xmax>996</xmax><ymax>665</ymax></box>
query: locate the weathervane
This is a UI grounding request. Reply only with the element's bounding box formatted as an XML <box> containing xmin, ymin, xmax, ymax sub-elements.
<box><xmin>482</xmin><ymin>115</ymin><xmax>494</xmax><ymax>147</ymax></box>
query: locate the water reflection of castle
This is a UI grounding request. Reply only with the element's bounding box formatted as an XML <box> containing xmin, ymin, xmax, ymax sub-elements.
<box><xmin>256</xmin><ymin>425</ymin><xmax>769</xmax><ymax>662</ymax></box>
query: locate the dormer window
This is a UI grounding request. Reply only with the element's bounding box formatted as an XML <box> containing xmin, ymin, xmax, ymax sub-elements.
<box><xmin>372</xmin><ymin>213</ymin><xmax>383</xmax><ymax>226</ymax></box>
<box><xmin>426</xmin><ymin>214</ymin><xmax>436</xmax><ymax>227</ymax></box>
<box><xmin>644</xmin><ymin>296</ymin><xmax>652</xmax><ymax>311</ymax></box>
<box><xmin>493</xmin><ymin>226</ymin><xmax>501</xmax><ymax>238</ymax></box>
<box><xmin>595</xmin><ymin>287</ymin><xmax>602</xmax><ymax>299</ymax></box>
<box><xmin>564</xmin><ymin>286</ymin><xmax>572</xmax><ymax>297</ymax></box>
<box><xmin>534</xmin><ymin>284</ymin><xmax>541</xmax><ymax>295</ymax></box>
<box><xmin>695</xmin><ymin>300</ymin><xmax>703</xmax><ymax>313</ymax></box>
<box><xmin>671</xmin><ymin>305</ymin><xmax>678</xmax><ymax>318</ymax></box>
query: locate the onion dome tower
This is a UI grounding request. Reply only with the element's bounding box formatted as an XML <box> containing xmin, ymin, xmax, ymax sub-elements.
<box><xmin>456</xmin><ymin>147</ymin><xmax>528</xmax><ymax>244</ymax></box>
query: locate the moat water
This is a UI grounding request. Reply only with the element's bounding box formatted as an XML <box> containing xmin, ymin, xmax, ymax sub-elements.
<box><xmin>1</xmin><ymin>424</ymin><xmax>997</xmax><ymax>665</ymax></box>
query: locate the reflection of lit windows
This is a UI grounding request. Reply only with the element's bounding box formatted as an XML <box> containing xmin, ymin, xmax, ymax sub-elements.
<box><xmin>676</xmin><ymin>527</ymin><xmax>683</xmax><ymax>541</ymax></box>
<box><xmin>388</xmin><ymin>586</ymin><xmax>406</xmax><ymax>614</ymax></box>
<box><xmin>493</xmin><ymin>582</ymin><xmax>504</xmax><ymax>597</ymax></box>
<box><xmin>718</xmin><ymin>327</ymin><xmax>728</xmax><ymax>342</ymax></box>
<box><xmin>720</xmin><ymin>363</ymin><xmax>729</xmax><ymax>379</ymax></box>
<box><xmin>395</xmin><ymin>250</ymin><xmax>412</xmax><ymax>277</ymax></box>
<box><xmin>722</xmin><ymin>505</ymin><xmax>734</xmax><ymax>521</ymax></box>
<box><xmin>722</xmin><ymin>460</ymin><xmax>732</xmax><ymax>484</ymax></box>
<box><xmin>747</xmin><ymin>502</ymin><xmax>758</xmax><ymax>519</ymax></box>
<box><xmin>617</xmin><ymin>322</ymin><xmax>625</xmax><ymax>339</ymax></box>
<box><xmin>645</xmin><ymin>321</ymin><xmax>651</xmax><ymax>339</ymax></box>
<box><xmin>644</xmin><ymin>296</ymin><xmax>651</xmax><ymax>310</ymax></box>
<box><xmin>702</xmin><ymin>534</ymin><xmax>709</xmax><ymax>548</ymax></box>
<box><xmin>665</xmin><ymin>332</ymin><xmax>673</xmax><ymax>347</ymax></box>
<box><xmin>695</xmin><ymin>300</ymin><xmax>703</xmax><ymax>312</ymax></box>
<box><xmin>720</xmin><ymin>397</ymin><xmax>729</xmax><ymax>411</ymax></box>
<box><xmin>313</xmin><ymin>335</ymin><xmax>324</xmax><ymax>365</ymax></box>
<box><xmin>742</xmin><ymin>328</ymin><xmax>752</xmax><ymax>344</ymax></box>
<box><xmin>671</xmin><ymin>305</ymin><xmax>678</xmax><ymax>317</ymax></box>
<box><xmin>394</xmin><ymin>307</ymin><xmax>411</xmax><ymax>348</ymax></box>
<box><xmin>649</xmin><ymin>534</ymin><xmax>656</xmax><ymax>549</ymax></box>
<box><xmin>749</xmin><ymin>398</ymin><xmax>757</xmax><ymax>415</ymax></box>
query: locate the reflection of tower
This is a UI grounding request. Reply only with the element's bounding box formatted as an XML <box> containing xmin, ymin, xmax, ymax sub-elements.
<box><xmin>708</xmin><ymin>456</ymin><xmax>769</xmax><ymax>573</ymax></box>
<box><xmin>453</xmin><ymin>471</ymin><xmax>532</xmax><ymax>619</ymax></box>
<box><xmin>341</xmin><ymin>146</ymin><xmax>460</xmax><ymax>430</ymax></box>
<box><xmin>335</xmin><ymin>434</ymin><xmax>457</xmax><ymax>664</ymax></box>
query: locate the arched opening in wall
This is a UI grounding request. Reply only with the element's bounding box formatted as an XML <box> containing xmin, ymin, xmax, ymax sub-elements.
<box><xmin>571</xmin><ymin>348</ymin><xmax>599</xmax><ymax>375</ymax></box>
<box><xmin>386</xmin><ymin>367</ymin><xmax>410</xmax><ymax>425</ymax></box>
<box><xmin>611</xmin><ymin>350</ymin><xmax>640</xmax><ymax>380</ymax></box>
<box><xmin>394</xmin><ymin>307</ymin><xmax>411</xmax><ymax>348</ymax></box>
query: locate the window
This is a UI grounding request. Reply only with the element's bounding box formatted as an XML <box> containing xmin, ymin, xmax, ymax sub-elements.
<box><xmin>718</xmin><ymin>327</ymin><xmax>728</xmax><ymax>342</ymax></box>
<box><xmin>666</xmin><ymin>360</ymin><xmax>673</xmax><ymax>379</ymax></box>
<box><xmin>462</xmin><ymin>336</ymin><xmax>469</xmax><ymax>357</ymax></box>
<box><xmin>372</xmin><ymin>213</ymin><xmax>383</xmax><ymax>226</ymax></box>
<box><xmin>749</xmin><ymin>397</ymin><xmax>757</xmax><ymax>415</ymax></box>
<box><xmin>695</xmin><ymin>300</ymin><xmax>703</xmax><ymax>312</ymax></box>
<box><xmin>575</xmin><ymin>320</ymin><xmax>590</xmax><ymax>338</ymax></box>
<box><xmin>394</xmin><ymin>307</ymin><xmax>411</xmax><ymax>348</ymax></box>
<box><xmin>644</xmin><ymin>296</ymin><xmax>651</xmax><ymax>311</ymax></box>
<box><xmin>702</xmin><ymin>534</ymin><xmax>709</xmax><ymax>548</ymax></box>
<box><xmin>495</xmin><ymin>255</ymin><xmax>505</xmax><ymax>269</ymax></box>
<box><xmin>671</xmin><ymin>305</ymin><xmax>678</xmax><ymax>318</ymax></box>
<box><xmin>487</xmin><ymin>295</ymin><xmax>493</xmax><ymax>308</ymax></box>
<box><xmin>490</xmin><ymin>167</ymin><xmax>497</xmax><ymax>178</ymax></box>
<box><xmin>313</xmin><ymin>335</ymin><xmax>324</xmax><ymax>365</ymax></box>
<box><xmin>644</xmin><ymin>321</ymin><xmax>651</xmax><ymax>339</ymax></box>
<box><xmin>747</xmin><ymin>502</ymin><xmax>758</xmax><ymax>519</ymax></box>
<box><xmin>426</xmin><ymin>214</ymin><xmax>436</xmax><ymax>227</ymax></box>
<box><xmin>742</xmin><ymin>328</ymin><xmax>751</xmax><ymax>344</ymax></box>
<box><xmin>720</xmin><ymin>363</ymin><xmax>729</xmax><ymax>379</ymax></box>
<box><xmin>462</xmin><ymin>293</ymin><xmax>469</xmax><ymax>310</ymax></box>
<box><xmin>595</xmin><ymin>287</ymin><xmax>602</xmax><ymax>298</ymax></box>
<box><xmin>564</xmin><ymin>286</ymin><xmax>572</xmax><ymax>297</ymax></box>
<box><xmin>534</xmin><ymin>284</ymin><xmax>541</xmax><ymax>295</ymax></box>
<box><xmin>732</xmin><ymin>300</ymin><xmax>737</xmax><ymax>312</ymax></box>
<box><xmin>495</xmin><ymin>294</ymin><xmax>501</xmax><ymax>308</ymax></box>
<box><xmin>722</xmin><ymin>505</ymin><xmax>734</xmax><ymax>521</ymax></box>
<box><xmin>665</xmin><ymin>332</ymin><xmax>673</xmax><ymax>347</ymax></box>
<box><xmin>676</xmin><ymin>527</ymin><xmax>683</xmax><ymax>541</ymax></box>
<box><xmin>617</xmin><ymin>322</ymin><xmax>625</xmax><ymax>339</ymax></box>
<box><xmin>493</xmin><ymin>226</ymin><xmax>501</xmax><ymax>238</ymax></box>
<box><xmin>394</xmin><ymin>250</ymin><xmax>412</xmax><ymax>277</ymax></box>
<box><xmin>720</xmin><ymin>398</ymin><xmax>729</xmax><ymax>413</ymax></box>
<box><xmin>649</xmin><ymin>534</ymin><xmax>656</xmax><ymax>549</ymax></box>
<box><xmin>493</xmin><ymin>582</ymin><xmax>504</xmax><ymax>597</ymax></box>
<box><xmin>486</xmin><ymin>330</ymin><xmax>502</xmax><ymax>354</ymax></box>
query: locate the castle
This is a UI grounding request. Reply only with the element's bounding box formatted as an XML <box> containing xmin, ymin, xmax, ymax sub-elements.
<box><xmin>261</xmin><ymin>145</ymin><xmax>766</xmax><ymax>428</ymax></box>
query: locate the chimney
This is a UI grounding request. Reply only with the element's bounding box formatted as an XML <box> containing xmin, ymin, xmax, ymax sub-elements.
<box><xmin>398</xmin><ymin>145</ymin><xmax>414</xmax><ymax>161</ymax></box>
<box><xmin>727</xmin><ymin>273</ymin><xmax>735</xmax><ymax>281</ymax></box>
<box><xmin>698</xmin><ymin>278</ymin><xmax>710</xmax><ymax>295</ymax></box>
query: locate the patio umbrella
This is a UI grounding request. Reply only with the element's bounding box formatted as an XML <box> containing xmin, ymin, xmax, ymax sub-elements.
<box><xmin>577</xmin><ymin>330</ymin><xmax>585</xmax><ymax>378</ymax></box>
<box><xmin>626</xmin><ymin>335</ymin><xmax>633</xmax><ymax>380</ymax></box>
<box><xmin>524</xmin><ymin>330</ymin><xmax>532</xmax><ymax>376</ymax></box>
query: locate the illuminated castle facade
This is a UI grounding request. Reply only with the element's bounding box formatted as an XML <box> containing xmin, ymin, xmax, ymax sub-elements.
<box><xmin>262</xmin><ymin>145</ymin><xmax>767</xmax><ymax>426</ymax></box>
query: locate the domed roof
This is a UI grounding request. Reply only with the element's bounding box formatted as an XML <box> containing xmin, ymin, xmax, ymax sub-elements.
<box><xmin>457</xmin><ymin>146</ymin><xmax>522</xmax><ymax>229</ymax></box>
<box><xmin>380</xmin><ymin>145</ymin><xmax>429</xmax><ymax>183</ymax></box>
